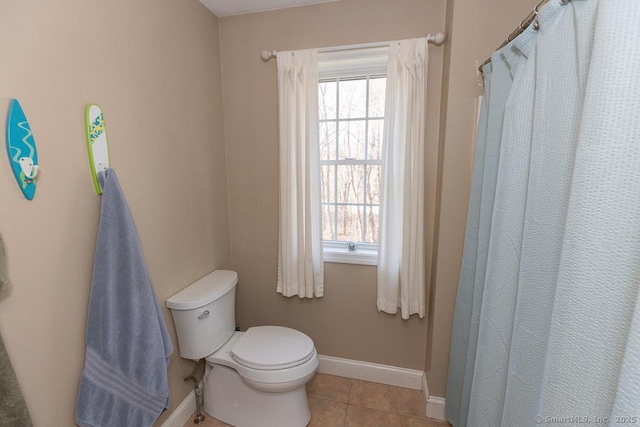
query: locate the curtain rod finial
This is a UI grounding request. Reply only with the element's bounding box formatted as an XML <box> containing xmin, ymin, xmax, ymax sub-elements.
<box><xmin>261</xmin><ymin>50</ymin><xmax>276</xmax><ymax>61</ymax></box>
<box><xmin>431</xmin><ymin>32</ymin><xmax>446</xmax><ymax>46</ymax></box>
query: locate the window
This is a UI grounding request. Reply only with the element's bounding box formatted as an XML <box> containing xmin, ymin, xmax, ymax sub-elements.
<box><xmin>275</xmin><ymin>40</ymin><xmax>427</xmax><ymax>309</ymax></box>
<box><xmin>319</xmin><ymin>75</ymin><xmax>386</xmax><ymax>265</ymax></box>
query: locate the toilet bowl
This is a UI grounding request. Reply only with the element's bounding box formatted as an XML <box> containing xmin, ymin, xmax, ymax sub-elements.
<box><xmin>166</xmin><ymin>270</ymin><xmax>318</xmax><ymax>427</ymax></box>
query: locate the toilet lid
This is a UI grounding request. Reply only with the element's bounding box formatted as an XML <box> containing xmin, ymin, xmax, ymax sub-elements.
<box><xmin>231</xmin><ymin>326</ymin><xmax>315</xmax><ymax>370</ymax></box>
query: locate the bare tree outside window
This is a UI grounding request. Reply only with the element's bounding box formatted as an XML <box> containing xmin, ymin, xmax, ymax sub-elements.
<box><xmin>319</xmin><ymin>76</ymin><xmax>386</xmax><ymax>245</ymax></box>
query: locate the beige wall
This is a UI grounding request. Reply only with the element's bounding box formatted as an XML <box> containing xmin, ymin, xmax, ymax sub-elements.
<box><xmin>0</xmin><ymin>0</ymin><xmax>229</xmax><ymax>425</ymax></box>
<box><xmin>219</xmin><ymin>0</ymin><xmax>446</xmax><ymax>371</ymax></box>
<box><xmin>425</xmin><ymin>0</ymin><xmax>540</xmax><ymax>397</ymax></box>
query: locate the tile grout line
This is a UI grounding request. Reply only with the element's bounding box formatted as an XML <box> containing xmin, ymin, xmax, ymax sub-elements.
<box><xmin>390</xmin><ymin>383</ymin><xmax>400</xmax><ymax>415</ymax></box>
<box><xmin>344</xmin><ymin>378</ymin><xmax>353</xmax><ymax>426</ymax></box>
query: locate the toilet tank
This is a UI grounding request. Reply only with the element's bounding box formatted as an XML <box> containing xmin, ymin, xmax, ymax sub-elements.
<box><xmin>166</xmin><ymin>270</ymin><xmax>238</xmax><ymax>360</ymax></box>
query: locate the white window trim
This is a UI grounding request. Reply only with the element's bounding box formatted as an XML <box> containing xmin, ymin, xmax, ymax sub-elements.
<box><xmin>319</xmin><ymin>50</ymin><xmax>387</xmax><ymax>267</ymax></box>
<box><xmin>323</xmin><ymin>241</ymin><xmax>378</xmax><ymax>266</ymax></box>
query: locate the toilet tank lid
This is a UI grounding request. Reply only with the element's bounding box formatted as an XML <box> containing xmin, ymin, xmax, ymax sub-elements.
<box><xmin>166</xmin><ymin>270</ymin><xmax>238</xmax><ymax>310</ymax></box>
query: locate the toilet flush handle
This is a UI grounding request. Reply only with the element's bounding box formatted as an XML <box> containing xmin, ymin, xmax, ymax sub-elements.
<box><xmin>198</xmin><ymin>310</ymin><xmax>210</xmax><ymax>320</ymax></box>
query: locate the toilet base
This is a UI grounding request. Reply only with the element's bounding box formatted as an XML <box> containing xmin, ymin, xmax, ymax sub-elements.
<box><xmin>203</xmin><ymin>364</ymin><xmax>311</xmax><ymax>427</ymax></box>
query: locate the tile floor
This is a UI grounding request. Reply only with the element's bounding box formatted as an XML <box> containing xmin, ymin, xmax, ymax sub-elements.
<box><xmin>184</xmin><ymin>373</ymin><xmax>451</xmax><ymax>427</ymax></box>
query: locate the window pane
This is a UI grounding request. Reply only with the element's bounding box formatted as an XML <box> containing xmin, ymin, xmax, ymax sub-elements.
<box><xmin>366</xmin><ymin>165</ymin><xmax>381</xmax><ymax>205</ymax></box>
<box><xmin>338</xmin><ymin>120</ymin><xmax>366</xmax><ymax>160</ymax></box>
<box><xmin>322</xmin><ymin>204</ymin><xmax>336</xmax><ymax>241</ymax></box>
<box><xmin>368</xmin><ymin>119</ymin><xmax>384</xmax><ymax>160</ymax></box>
<box><xmin>320</xmin><ymin>121</ymin><xmax>337</xmax><ymax>160</ymax></box>
<box><xmin>318</xmin><ymin>75</ymin><xmax>385</xmax><ymax>247</ymax></box>
<box><xmin>339</xmin><ymin>79</ymin><xmax>367</xmax><ymax>119</ymax></box>
<box><xmin>365</xmin><ymin>205</ymin><xmax>379</xmax><ymax>243</ymax></box>
<box><xmin>337</xmin><ymin>205</ymin><xmax>363</xmax><ymax>242</ymax></box>
<box><xmin>337</xmin><ymin>165</ymin><xmax>364</xmax><ymax>204</ymax></box>
<box><xmin>319</xmin><ymin>81</ymin><xmax>337</xmax><ymax>120</ymax></box>
<box><xmin>368</xmin><ymin>77</ymin><xmax>386</xmax><ymax>117</ymax></box>
<box><xmin>321</xmin><ymin>165</ymin><xmax>335</xmax><ymax>203</ymax></box>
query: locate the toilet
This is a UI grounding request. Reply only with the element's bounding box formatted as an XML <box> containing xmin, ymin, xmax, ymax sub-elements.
<box><xmin>166</xmin><ymin>270</ymin><xmax>318</xmax><ymax>427</ymax></box>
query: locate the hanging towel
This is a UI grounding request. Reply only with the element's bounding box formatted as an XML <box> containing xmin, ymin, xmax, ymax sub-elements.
<box><xmin>0</xmin><ymin>233</ymin><xmax>34</xmax><ymax>427</ymax></box>
<box><xmin>0</xmin><ymin>335</ymin><xmax>33</xmax><ymax>427</ymax></box>
<box><xmin>76</xmin><ymin>169</ymin><xmax>173</xmax><ymax>427</ymax></box>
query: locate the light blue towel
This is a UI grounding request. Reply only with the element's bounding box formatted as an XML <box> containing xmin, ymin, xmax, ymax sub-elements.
<box><xmin>76</xmin><ymin>169</ymin><xmax>173</xmax><ymax>427</ymax></box>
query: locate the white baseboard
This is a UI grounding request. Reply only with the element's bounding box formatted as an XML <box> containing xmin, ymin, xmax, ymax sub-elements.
<box><xmin>421</xmin><ymin>371</ymin><xmax>446</xmax><ymax>421</ymax></box>
<box><xmin>161</xmin><ymin>390</ymin><xmax>196</xmax><ymax>427</ymax></box>
<box><xmin>426</xmin><ymin>396</ymin><xmax>446</xmax><ymax>421</ymax></box>
<box><xmin>422</xmin><ymin>372</ymin><xmax>429</xmax><ymax>396</ymax></box>
<box><xmin>317</xmin><ymin>354</ymin><xmax>424</xmax><ymax>390</ymax></box>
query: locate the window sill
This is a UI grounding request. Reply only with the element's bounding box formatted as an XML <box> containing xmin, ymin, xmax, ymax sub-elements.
<box><xmin>323</xmin><ymin>245</ymin><xmax>378</xmax><ymax>266</ymax></box>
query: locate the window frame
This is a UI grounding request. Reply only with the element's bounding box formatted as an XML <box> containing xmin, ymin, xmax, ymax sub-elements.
<box><xmin>318</xmin><ymin>73</ymin><xmax>386</xmax><ymax>266</ymax></box>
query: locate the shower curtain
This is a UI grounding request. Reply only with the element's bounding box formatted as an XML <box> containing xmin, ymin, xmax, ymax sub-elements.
<box><xmin>446</xmin><ymin>1</ymin><xmax>640</xmax><ymax>426</ymax></box>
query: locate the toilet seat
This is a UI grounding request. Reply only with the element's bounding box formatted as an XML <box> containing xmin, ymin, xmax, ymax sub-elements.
<box><xmin>231</xmin><ymin>326</ymin><xmax>315</xmax><ymax>371</ymax></box>
<box><xmin>205</xmin><ymin>328</ymin><xmax>319</xmax><ymax>388</ymax></box>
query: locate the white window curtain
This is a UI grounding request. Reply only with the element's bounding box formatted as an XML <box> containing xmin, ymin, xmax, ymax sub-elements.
<box><xmin>377</xmin><ymin>37</ymin><xmax>428</xmax><ymax>319</ymax></box>
<box><xmin>446</xmin><ymin>1</ymin><xmax>640</xmax><ymax>426</ymax></box>
<box><xmin>276</xmin><ymin>49</ymin><xmax>324</xmax><ymax>298</ymax></box>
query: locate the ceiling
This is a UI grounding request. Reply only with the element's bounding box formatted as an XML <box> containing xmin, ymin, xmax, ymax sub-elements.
<box><xmin>199</xmin><ymin>0</ymin><xmax>341</xmax><ymax>17</ymax></box>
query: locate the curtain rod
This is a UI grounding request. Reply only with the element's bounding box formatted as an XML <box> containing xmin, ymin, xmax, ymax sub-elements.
<box><xmin>478</xmin><ymin>0</ymin><xmax>568</xmax><ymax>73</ymax></box>
<box><xmin>260</xmin><ymin>32</ymin><xmax>446</xmax><ymax>61</ymax></box>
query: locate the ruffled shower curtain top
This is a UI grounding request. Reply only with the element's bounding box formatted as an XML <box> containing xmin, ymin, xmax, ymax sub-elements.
<box><xmin>446</xmin><ymin>1</ymin><xmax>640</xmax><ymax>426</ymax></box>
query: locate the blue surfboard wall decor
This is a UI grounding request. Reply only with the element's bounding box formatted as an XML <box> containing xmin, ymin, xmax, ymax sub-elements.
<box><xmin>6</xmin><ymin>99</ymin><xmax>39</xmax><ymax>200</ymax></box>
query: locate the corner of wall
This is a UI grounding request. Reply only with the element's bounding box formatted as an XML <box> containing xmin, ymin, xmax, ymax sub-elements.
<box><xmin>425</xmin><ymin>0</ymin><xmax>456</xmax><ymax>377</ymax></box>
<box><xmin>215</xmin><ymin>16</ymin><xmax>236</xmax><ymax>273</ymax></box>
